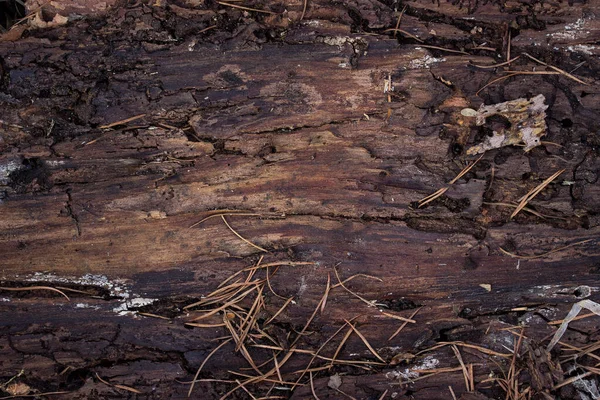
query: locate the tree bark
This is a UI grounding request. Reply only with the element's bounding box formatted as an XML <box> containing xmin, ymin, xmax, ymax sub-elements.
<box><xmin>1</xmin><ymin>0</ymin><xmax>599</xmax><ymax>398</ymax></box>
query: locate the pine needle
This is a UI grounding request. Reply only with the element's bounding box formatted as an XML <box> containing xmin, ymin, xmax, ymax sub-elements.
<box><xmin>188</xmin><ymin>339</ymin><xmax>232</xmax><ymax>397</ymax></box>
<box><xmin>99</xmin><ymin>114</ymin><xmax>146</xmax><ymax>129</ymax></box>
<box><xmin>522</xmin><ymin>52</ymin><xmax>589</xmax><ymax>85</ymax></box>
<box><xmin>388</xmin><ymin>307</ymin><xmax>421</xmax><ymax>341</ymax></box>
<box><xmin>309</xmin><ymin>371</ymin><xmax>320</xmax><ymax>400</ymax></box>
<box><xmin>510</xmin><ymin>169</ymin><xmax>565</xmax><ymax>219</ymax></box>
<box><xmin>333</xmin><ymin>267</ymin><xmax>375</xmax><ymax>307</ymax></box>
<box><xmin>471</xmin><ymin>57</ymin><xmax>521</xmax><ymax>69</ymax></box>
<box><xmin>216</xmin><ymin>1</ymin><xmax>276</xmax><ymax>14</ymax></box>
<box><xmin>0</xmin><ymin>286</ymin><xmax>70</xmax><ymax>301</ymax></box>
<box><xmin>221</xmin><ymin>215</ymin><xmax>268</xmax><ymax>252</ymax></box>
<box><xmin>344</xmin><ymin>320</ymin><xmax>386</xmax><ymax>363</ymax></box>
<box><xmin>499</xmin><ymin>238</ymin><xmax>591</xmax><ymax>260</ymax></box>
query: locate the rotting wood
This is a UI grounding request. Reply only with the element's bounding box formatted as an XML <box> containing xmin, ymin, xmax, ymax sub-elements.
<box><xmin>0</xmin><ymin>0</ymin><xmax>599</xmax><ymax>398</ymax></box>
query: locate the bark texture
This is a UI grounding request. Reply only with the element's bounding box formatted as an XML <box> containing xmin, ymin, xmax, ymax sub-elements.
<box><xmin>0</xmin><ymin>0</ymin><xmax>600</xmax><ymax>398</ymax></box>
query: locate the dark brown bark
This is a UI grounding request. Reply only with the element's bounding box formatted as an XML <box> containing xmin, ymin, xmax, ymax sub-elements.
<box><xmin>1</xmin><ymin>0</ymin><xmax>599</xmax><ymax>398</ymax></box>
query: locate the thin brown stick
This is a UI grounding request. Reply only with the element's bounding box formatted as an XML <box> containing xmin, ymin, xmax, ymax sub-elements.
<box><xmin>451</xmin><ymin>345</ymin><xmax>471</xmax><ymax>392</ymax></box>
<box><xmin>264</xmin><ymin>297</ymin><xmax>294</xmax><ymax>326</ymax></box>
<box><xmin>290</xmin><ymin>285</ymin><xmax>329</xmax><ymax>348</ymax></box>
<box><xmin>138</xmin><ymin>312</ymin><xmax>170</xmax><ymax>320</ymax></box>
<box><xmin>551</xmin><ymin>371</ymin><xmax>593</xmax><ymax>390</ymax></box>
<box><xmin>476</xmin><ymin>73</ymin><xmax>520</xmax><ymax>96</ymax></box>
<box><xmin>483</xmin><ymin>202</ymin><xmax>548</xmax><ymax>219</ymax></box>
<box><xmin>417</xmin><ymin>341</ymin><xmax>511</xmax><ymax>358</ymax></box>
<box><xmin>198</xmin><ymin>25</ymin><xmax>217</xmax><ymax>34</ymax></box>
<box><xmin>300</xmin><ymin>0</ymin><xmax>308</xmax><ymax>20</ymax></box>
<box><xmin>216</xmin><ymin>1</ymin><xmax>276</xmax><ymax>14</ymax></box>
<box><xmin>392</xmin><ymin>5</ymin><xmax>407</xmax><ymax>38</ymax></box>
<box><xmin>549</xmin><ymin>311</ymin><xmax>597</xmax><ymax>325</ymax></box>
<box><xmin>189</xmin><ymin>211</ymin><xmax>261</xmax><ymax>228</ymax></box>
<box><xmin>511</xmin><ymin>169</ymin><xmax>565</xmax><ymax>219</ymax></box>
<box><xmin>382</xmin><ymin>28</ymin><xmax>423</xmax><ymax>43</ymax></box>
<box><xmin>333</xmin><ymin>387</ymin><xmax>358</xmax><ymax>400</ymax></box>
<box><xmin>96</xmin><ymin>373</ymin><xmax>142</xmax><ymax>394</ymax></box>
<box><xmin>471</xmin><ymin>56</ymin><xmax>521</xmax><ymax>69</ymax></box>
<box><xmin>333</xmin><ymin>267</ymin><xmax>375</xmax><ymax>307</ymax></box>
<box><xmin>418</xmin><ymin>44</ymin><xmax>468</xmax><ymax>55</ymax></box>
<box><xmin>449</xmin><ymin>386</ymin><xmax>457</xmax><ymax>400</ymax></box>
<box><xmin>522</xmin><ymin>52</ymin><xmax>588</xmax><ymax>85</ymax></box>
<box><xmin>344</xmin><ymin>320</ymin><xmax>386</xmax><ymax>363</ymax></box>
<box><xmin>380</xmin><ymin>311</ymin><xmax>416</xmax><ymax>323</ymax></box>
<box><xmin>417</xmin><ymin>187</ymin><xmax>449</xmax><ymax>207</ymax></box>
<box><xmin>266</xmin><ymin>266</ymin><xmax>287</xmax><ymax>300</ymax></box>
<box><xmin>449</xmin><ymin>154</ymin><xmax>484</xmax><ymax>184</ymax></box>
<box><xmin>0</xmin><ymin>286</ymin><xmax>70</xmax><ymax>301</ymax></box>
<box><xmin>236</xmin><ymin>379</ymin><xmax>258</xmax><ymax>400</ymax></box>
<box><xmin>330</xmin><ymin>325</ymin><xmax>354</xmax><ymax>368</ymax></box>
<box><xmin>499</xmin><ymin>238</ymin><xmax>591</xmax><ymax>260</ymax></box>
<box><xmin>293</xmin><ymin>318</ymin><xmax>358</xmax><ymax>386</ymax></box>
<box><xmin>389</xmin><ymin>307</ymin><xmax>421</xmax><ymax>341</ymax></box>
<box><xmin>99</xmin><ymin>114</ymin><xmax>146</xmax><ymax>129</ymax></box>
<box><xmin>419</xmin><ymin>154</ymin><xmax>483</xmax><ymax>207</ymax></box>
<box><xmin>321</xmin><ymin>273</ymin><xmax>331</xmax><ymax>313</ymax></box>
<box><xmin>221</xmin><ymin>215</ymin><xmax>268</xmax><ymax>252</ymax></box>
<box><xmin>0</xmin><ymin>391</ymin><xmax>72</xmax><ymax>399</ymax></box>
<box><xmin>188</xmin><ymin>339</ymin><xmax>232</xmax><ymax>397</ymax></box>
<box><xmin>188</xmin><ymin>286</ymin><xmax>258</xmax><ymax>319</ymax></box>
<box><xmin>309</xmin><ymin>371</ymin><xmax>320</xmax><ymax>400</ymax></box>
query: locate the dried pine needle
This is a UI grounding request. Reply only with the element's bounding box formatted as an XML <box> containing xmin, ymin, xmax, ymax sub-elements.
<box><xmin>264</xmin><ymin>297</ymin><xmax>294</xmax><ymax>326</ymax></box>
<box><xmin>471</xmin><ymin>56</ymin><xmax>521</xmax><ymax>68</ymax></box>
<box><xmin>99</xmin><ymin>113</ymin><xmax>146</xmax><ymax>129</ymax></box>
<box><xmin>511</xmin><ymin>169</ymin><xmax>565</xmax><ymax>219</ymax></box>
<box><xmin>96</xmin><ymin>373</ymin><xmax>142</xmax><ymax>394</ymax></box>
<box><xmin>321</xmin><ymin>273</ymin><xmax>331</xmax><ymax>313</ymax></box>
<box><xmin>418</xmin><ymin>155</ymin><xmax>483</xmax><ymax>207</ymax></box>
<box><xmin>0</xmin><ymin>286</ymin><xmax>70</xmax><ymax>301</ymax></box>
<box><xmin>333</xmin><ymin>267</ymin><xmax>375</xmax><ymax>307</ymax></box>
<box><xmin>392</xmin><ymin>5</ymin><xmax>406</xmax><ymax>38</ymax></box>
<box><xmin>221</xmin><ymin>215</ymin><xmax>268</xmax><ymax>252</ymax></box>
<box><xmin>382</xmin><ymin>28</ymin><xmax>423</xmax><ymax>42</ymax></box>
<box><xmin>300</xmin><ymin>0</ymin><xmax>308</xmax><ymax>20</ymax></box>
<box><xmin>189</xmin><ymin>211</ymin><xmax>261</xmax><ymax>229</ymax></box>
<box><xmin>344</xmin><ymin>319</ymin><xmax>386</xmax><ymax>363</ymax></box>
<box><xmin>380</xmin><ymin>311</ymin><xmax>416</xmax><ymax>323</ymax></box>
<box><xmin>522</xmin><ymin>52</ymin><xmax>588</xmax><ymax>85</ymax></box>
<box><xmin>418</xmin><ymin>44</ymin><xmax>468</xmax><ymax>55</ymax></box>
<box><xmin>188</xmin><ymin>339</ymin><xmax>232</xmax><ymax>397</ymax></box>
<box><xmin>216</xmin><ymin>1</ymin><xmax>276</xmax><ymax>14</ymax></box>
<box><xmin>389</xmin><ymin>307</ymin><xmax>422</xmax><ymax>341</ymax></box>
<box><xmin>499</xmin><ymin>238</ymin><xmax>591</xmax><ymax>260</ymax></box>
<box><xmin>309</xmin><ymin>371</ymin><xmax>320</xmax><ymax>400</ymax></box>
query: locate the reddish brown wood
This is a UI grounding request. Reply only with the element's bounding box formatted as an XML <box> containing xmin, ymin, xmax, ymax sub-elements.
<box><xmin>0</xmin><ymin>0</ymin><xmax>599</xmax><ymax>398</ymax></box>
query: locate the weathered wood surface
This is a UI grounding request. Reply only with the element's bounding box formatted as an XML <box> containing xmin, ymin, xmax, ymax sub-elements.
<box><xmin>0</xmin><ymin>0</ymin><xmax>599</xmax><ymax>398</ymax></box>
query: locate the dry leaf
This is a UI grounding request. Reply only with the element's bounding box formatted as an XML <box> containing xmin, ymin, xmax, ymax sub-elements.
<box><xmin>466</xmin><ymin>94</ymin><xmax>548</xmax><ymax>155</ymax></box>
<box><xmin>6</xmin><ymin>382</ymin><xmax>31</xmax><ymax>396</ymax></box>
<box><xmin>479</xmin><ymin>284</ymin><xmax>492</xmax><ymax>292</ymax></box>
<box><xmin>327</xmin><ymin>374</ymin><xmax>342</xmax><ymax>390</ymax></box>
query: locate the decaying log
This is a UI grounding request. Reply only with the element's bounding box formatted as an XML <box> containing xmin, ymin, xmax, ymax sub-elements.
<box><xmin>1</xmin><ymin>0</ymin><xmax>599</xmax><ymax>398</ymax></box>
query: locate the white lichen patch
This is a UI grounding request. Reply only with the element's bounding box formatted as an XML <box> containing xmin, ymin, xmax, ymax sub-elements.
<box><xmin>22</xmin><ymin>272</ymin><xmax>156</xmax><ymax>317</ymax></box>
<box><xmin>386</xmin><ymin>355</ymin><xmax>440</xmax><ymax>381</ymax></box>
<box><xmin>408</xmin><ymin>54</ymin><xmax>446</xmax><ymax>69</ymax></box>
<box><xmin>548</xmin><ymin>18</ymin><xmax>591</xmax><ymax>41</ymax></box>
<box><xmin>75</xmin><ymin>303</ymin><xmax>100</xmax><ymax>310</ymax></box>
<box><xmin>25</xmin><ymin>272</ymin><xmax>131</xmax><ymax>298</ymax></box>
<box><xmin>112</xmin><ymin>297</ymin><xmax>158</xmax><ymax>316</ymax></box>
<box><xmin>0</xmin><ymin>159</ymin><xmax>20</xmax><ymax>185</ymax></box>
<box><xmin>567</xmin><ymin>45</ymin><xmax>597</xmax><ymax>55</ymax></box>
